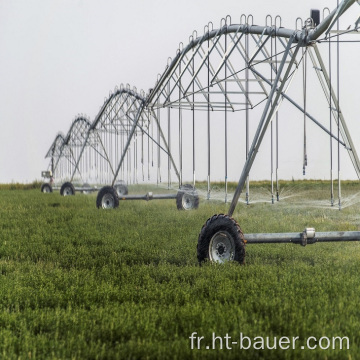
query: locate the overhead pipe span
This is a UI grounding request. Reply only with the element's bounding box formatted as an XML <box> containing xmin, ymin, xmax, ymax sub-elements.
<box><xmin>147</xmin><ymin>0</ymin><xmax>358</xmax><ymax>107</ymax></box>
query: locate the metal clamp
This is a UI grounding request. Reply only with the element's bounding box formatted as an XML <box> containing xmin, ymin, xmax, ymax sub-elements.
<box><xmin>301</xmin><ymin>227</ymin><xmax>315</xmax><ymax>246</ymax></box>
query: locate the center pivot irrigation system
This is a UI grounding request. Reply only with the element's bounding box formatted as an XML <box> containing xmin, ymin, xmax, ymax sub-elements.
<box><xmin>42</xmin><ymin>85</ymin><xmax>200</xmax><ymax>210</ymax></box>
<box><xmin>43</xmin><ymin>0</ymin><xmax>360</xmax><ymax>262</ymax></box>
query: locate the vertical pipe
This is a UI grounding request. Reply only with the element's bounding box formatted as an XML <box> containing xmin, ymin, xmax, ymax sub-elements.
<box><xmin>134</xmin><ymin>134</ymin><xmax>137</xmax><ymax>184</ymax></box>
<box><xmin>329</xmin><ymin>36</ymin><xmax>334</xmax><ymax>206</ymax></box>
<box><xmin>128</xmin><ymin>147</ymin><xmax>132</xmax><ymax>185</ymax></box>
<box><xmin>121</xmin><ymin>129</ymin><xmax>124</xmax><ymax>181</ymax></box>
<box><xmin>168</xmin><ymin>82</ymin><xmax>171</xmax><ymax>189</ymax></box>
<box><xmin>106</xmin><ymin>127</ymin><xmax>109</xmax><ymax>184</ymax></box>
<box><xmin>337</xmin><ymin>2</ymin><xmax>341</xmax><ymax>210</ymax></box>
<box><xmin>105</xmin><ymin>126</ymin><xmax>108</xmax><ymax>184</ymax></box>
<box><xmin>270</xmin><ymin>33</ymin><xmax>274</xmax><ymax>204</ymax></box>
<box><xmin>192</xmin><ymin>55</ymin><xmax>196</xmax><ymax>187</ymax></box>
<box><xmin>207</xmin><ymin>30</ymin><xmax>211</xmax><ymax>200</ymax></box>
<box><xmin>126</xmin><ymin>140</ymin><xmax>129</xmax><ymax>185</ymax></box>
<box><xmin>303</xmin><ymin>47</ymin><xmax>308</xmax><ymax>177</ymax></box>
<box><xmin>115</xmin><ymin>125</ymin><xmax>118</xmax><ymax>182</ymax></box>
<box><xmin>84</xmin><ymin>147</ymin><xmax>86</xmax><ymax>183</ymax></box>
<box><xmin>91</xmin><ymin>142</ymin><xmax>93</xmax><ymax>183</ymax></box>
<box><xmin>95</xmin><ymin>140</ymin><xmax>98</xmax><ymax>183</ymax></box>
<box><xmin>99</xmin><ymin>134</ymin><xmax>102</xmax><ymax>184</ymax></box>
<box><xmin>157</xmin><ymin>106</ymin><xmax>161</xmax><ymax>185</ymax></box>
<box><xmin>271</xmin><ymin>121</ymin><xmax>274</xmax><ymax>203</ymax></box>
<box><xmin>179</xmin><ymin>60</ymin><xmax>183</xmax><ymax>188</ymax></box>
<box><xmin>224</xmin><ymin>26</ymin><xmax>228</xmax><ymax>203</ymax></box>
<box><xmin>141</xmin><ymin>129</ymin><xmax>144</xmax><ymax>181</ymax></box>
<box><xmin>51</xmin><ymin>155</ymin><xmax>54</xmax><ymax>182</ymax></box>
<box><xmin>276</xmin><ymin>110</ymin><xmax>279</xmax><ymax>201</ymax></box>
<box><xmin>136</xmin><ymin>134</ymin><xmax>138</xmax><ymax>183</ymax></box>
<box><xmin>87</xmin><ymin>137</ymin><xmax>89</xmax><ymax>182</ymax></box>
<box><xmin>97</xmin><ymin>140</ymin><xmax>99</xmax><ymax>183</ymax></box>
<box><xmin>148</xmin><ymin>112</ymin><xmax>150</xmax><ymax>181</ymax></box>
<box><xmin>109</xmin><ymin>124</ymin><xmax>112</xmax><ymax>184</ymax></box>
<box><xmin>275</xmin><ymin>35</ymin><xmax>279</xmax><ymax>201</ymax></box>
<box><xmin>245</xmin><ymin>30</ymin><xmax>250</xmax><ymax>205</ymax></box>
<box><xmin>151</xmin><ymin>109</ymin><xmax>153</xmax><ymax>170</ymax></box>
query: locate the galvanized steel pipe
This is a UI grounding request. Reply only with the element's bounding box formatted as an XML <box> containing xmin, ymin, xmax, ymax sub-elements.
<box><xmin>245</xmin><ymin>229</ymin><xmax>360</xmax><ymax>245</ymax></box>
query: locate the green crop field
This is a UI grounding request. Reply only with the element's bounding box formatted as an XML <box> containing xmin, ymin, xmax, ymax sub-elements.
<box><xmin>0</xmin><ymin>180</ymin><xmax>359</xmax><ymax>359</ymax></box>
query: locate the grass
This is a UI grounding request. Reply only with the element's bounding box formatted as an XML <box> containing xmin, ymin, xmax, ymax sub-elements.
<box><xmin>0</xmin><ymin>180</ymin><xmax>359</xmax><ymax>359</ymax></box>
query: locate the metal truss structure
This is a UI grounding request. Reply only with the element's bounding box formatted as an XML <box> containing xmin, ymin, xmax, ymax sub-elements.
<box><xmin>46</xmin><ymin>85</ymin><xmax>157</xmax><ymax>186</ymax></box>
<box><xmin>42</xmin><ymin>0</ymin><xmax>360</xmax><ymax>262</ymax></box>
<box><xmin>70</xmin><ymin>85</ymin><xmax>149</xmax><ymax>186</ymax></box>
<box><xmin>44</xmin><ymin>0</ymin><xmax>360</xmax><ymax>212</ymax></box>
<box><xmin>45</xmin><ymin>115</ymin><xmax>91</xmax><ymax>183</ymax></box>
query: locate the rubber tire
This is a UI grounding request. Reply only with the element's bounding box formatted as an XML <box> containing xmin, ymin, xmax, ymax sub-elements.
<box><xmin>41</xmin><ymin>183</ymin><xmax>53</xmax><ymax>193</ymax></box>
<box><xmin>114</xmin><ymin>183</ymin><xmax>128</xmax><ymax>196</ymax></box>
<box><xmin>96</xmin><ymin>186</ymin><xmax>119</xmax><ymax>209</ymax></box>
<box><xmin>197</xmin><ymin>214</ymin><xmax>246</xmax><ymax>264</ymax></box>
<box><xmin>60</xmin><ymin>182</ymin><xmax>75</xmax><ymax>196</ymax></box>
<box><xmin>176</xmin><ymin>184</ymin><xmax>199</xmax><ymax>210</ymax></box>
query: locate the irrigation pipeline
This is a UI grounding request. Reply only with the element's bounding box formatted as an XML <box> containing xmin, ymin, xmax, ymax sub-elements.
<box><xmin>244</xmin><ymin>228</ymin><xmax>360</xmax><ymax>245</ymax></box>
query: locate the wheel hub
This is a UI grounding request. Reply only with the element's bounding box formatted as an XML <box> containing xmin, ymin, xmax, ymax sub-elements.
<box><xmin>116</xmin><ymin>187</ymin><xmax>124</xmax><ymax>196</ymax></box>
<box><xmin>102</xmin><ymin>194</ymin><xmax>114</xmax><ymax>209</ymax></box>
<box><xmin>182</xmin><ymin>193</ymin><xmax>194</xmax><ymax>210</ymax></box>
<box><xmin>216</xmin><ymin>242</ymin><xmax>226</xmax><ymax>256</ymax></box>
<box><xmin>209</xmin><ymin>231</ymin><xmax>235</xmax><ymax>263</ymax></box>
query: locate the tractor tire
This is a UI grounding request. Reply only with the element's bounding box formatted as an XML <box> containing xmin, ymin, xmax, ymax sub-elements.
<box><xmin>96</xmin><ymin>186</ymin><xmax>119</xmax><ymax>209</ymax></box>
<box><xmin>197</xmin><ymin>214</ymin><xmax>246</xmax><ymax>264</ymax></box>
<box><xmin>60</xmin><ymin>182</ymin><xmax>75</xmax><ymax>196</ymax></box>
<box><xmin>114</xmin><ymin>183</ymin><xmax>128</xmax><ymax>196</ymax></box>
<box><xmin>41</xmin><ymin>183</ymin><xmax>53</xmax><ymax>193</ymax></box>
<box><xmin>176</xmin><ymin>184</ymin><xmax>199</xmax><ymax>210</ymax></box>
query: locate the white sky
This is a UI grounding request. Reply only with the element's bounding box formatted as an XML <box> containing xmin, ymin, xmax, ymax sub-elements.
<box><xmin>0</xmin><ymin>0</ymin><xmax>359</xmax><ymax>183</ymax></box>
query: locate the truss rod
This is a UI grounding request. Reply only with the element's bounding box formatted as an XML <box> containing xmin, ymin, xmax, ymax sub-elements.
<box><xmin>251</xmin><ymin>68</ymin><xmax>347</xmax><ymax>148</ymax></box>
<box><xmin>150</xmin><ymin>109</ymin><xmax>181</xmax><ymax>184</ymax></box>
<box><xmin>228</xmin><ymin>33</ymin><xmax>300</xmax><ymax>217</ymax></box>
<box><xmin>111</xmin><ymin>103</ymin><xmax>144</xmax><ymax>187</ymax></box>
<box><xmin>95</xmin><ymin>133</ymin><xmax>115</xmax><ymax>177</ymax></box>
<box><xmin>310</xmin><ymin>44</ymin><xmax>360</xmax><ymax>178</ymax></box>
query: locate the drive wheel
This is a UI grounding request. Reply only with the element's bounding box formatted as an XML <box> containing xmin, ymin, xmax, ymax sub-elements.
<box><xmin>41</xmin><ymin>183</ymin><xmax>53</xmax><ymax>193</ymax></box>
<box><xmin>197</xmin><ymin>214</ymin><xmax>246</xmax><ymax>264</ymax></box>
<box><xmin>60</xmin><ymin>182</ymin><xmax>75</xmax><ymax>196</ymax></box>
<box><xmin>114</xmin><ymin>183</ymin><xmax>128</xmax><ymax>196</ymax></box>
<box><xmin>96</xmin><ymin>186</ymin><xmax>119</xmax><ymax>209</ymax></box>
<box><xmin>176</xmin><ymin>184</ymin><xmax>199</xmax><ymax>210</ymax></box>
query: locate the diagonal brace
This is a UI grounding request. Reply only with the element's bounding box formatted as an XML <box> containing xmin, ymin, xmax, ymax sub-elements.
<box><xmin>228</xmin><ymin>33</ymin><xmax>301</xmax><ymax>217</ymax></box>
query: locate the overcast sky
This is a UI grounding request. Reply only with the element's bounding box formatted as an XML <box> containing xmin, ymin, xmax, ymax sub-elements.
<box><xmin>0</xmin><ymin>0</ymin><xmax>359</xmax><ymax>184</ymax></box>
